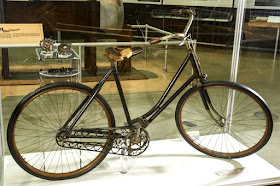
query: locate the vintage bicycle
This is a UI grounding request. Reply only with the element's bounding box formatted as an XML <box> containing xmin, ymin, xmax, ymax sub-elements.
<box><xmin>7</xmin><ymin>9</ymin><xmax>273</xmax><ymax>180</ymax></box>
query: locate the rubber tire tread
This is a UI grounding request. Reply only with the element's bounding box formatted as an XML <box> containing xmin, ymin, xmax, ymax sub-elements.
<box><xmin>175</xmin><ymin>81</ymin><xmax>273</xmax><ymax>159</ymax></box>
<box><xmin>7</xmin><ymin>82</ymin><xmax>115</xmax><ymax>180</ymax></box>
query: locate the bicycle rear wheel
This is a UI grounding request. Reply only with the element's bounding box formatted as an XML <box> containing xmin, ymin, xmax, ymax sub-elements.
<box><xmin>7</xmin><ymin>82</ymin><xmax>115</xmax><ymax>180</ymax></box>
<box><xmin>176</xmin><ymin>81</ymin><xmax>273</xmax><ymax>159</ymax></box>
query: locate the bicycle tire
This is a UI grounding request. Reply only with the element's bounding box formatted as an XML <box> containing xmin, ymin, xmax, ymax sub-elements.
<box><xmin>7</xmin><ymin>82</ymin><xmax>115</xmax><ymax>180</ymax></box>
<box><xmin>175</xmin><ymin>81</ymin><xmax>273</xmax><ymax>159</ymax></box>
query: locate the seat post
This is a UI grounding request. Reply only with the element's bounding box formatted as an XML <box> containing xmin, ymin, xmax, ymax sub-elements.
<box><xmin>112</xmin><ymin>63</ymin><xmax>132</xmax><ymax>125</ymax></box>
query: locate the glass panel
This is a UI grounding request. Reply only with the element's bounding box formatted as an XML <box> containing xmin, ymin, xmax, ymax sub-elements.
<box><xmin>1</xmin><ymin>0</ymin><xmax>279</xmax><ymax>183</ymax></box>
<box><xmin>238</xmin><ymin>0</ymin><xmax>280</xmax><ymax>171</ymax></box>
<box><xmin>0</xmin><ymin>91</ymin><xmax>4</xmax><ymax>186</ymax></box>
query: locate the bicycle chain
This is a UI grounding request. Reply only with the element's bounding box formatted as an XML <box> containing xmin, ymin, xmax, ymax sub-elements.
<box><xmin>56</xmin><ymin>127</ymin><xmax>150</xmax><ymax>156</ymax></box>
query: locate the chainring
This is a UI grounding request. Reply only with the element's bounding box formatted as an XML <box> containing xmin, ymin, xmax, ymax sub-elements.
<box><xmin>40</xmin><ymin>38</ymin><xmax>54</xmax><ymax>52</ymax></box>
<box><xmin>58</xmin><ymin>43</ymin><xmax>72</xmax><ymax>55</ymax></box>
<box><xmin>125</xmin><ymin>128</ymin><xmax>150</xmax><ymax>155</ymax></box>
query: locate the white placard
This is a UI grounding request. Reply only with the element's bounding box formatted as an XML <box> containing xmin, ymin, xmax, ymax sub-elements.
<box><xmin>0</xmin><ymin>24</ymin><xmax>43</xmax><ymax>45</ymax></box>
<box><xmin>268</xmin><ymin>16</ymin><xmax>280</xmax><ymax>23</ymax></box>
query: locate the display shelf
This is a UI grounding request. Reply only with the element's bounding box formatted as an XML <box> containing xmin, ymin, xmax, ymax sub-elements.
<box><xmin>35</xmin><ymin>48</ymin><xmax>79</xmax><ymax>61</ymax></box>
<box><xmin>35</xmin><ymin>48</ymin><xmax>81</xmax><ymax>84</ymax></box>
<box><xmin>4</xmin><ymin>138</ymin><xmax>280</xmax><ymax>186</ymax></box>
<box><xmin>39</xmin><ymin>69</ymin><xmax>80</xmax><ymax>78</ymax></box>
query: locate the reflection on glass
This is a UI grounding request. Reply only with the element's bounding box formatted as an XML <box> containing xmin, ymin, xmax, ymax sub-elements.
<box><xmin>255</xmin><ymin>0</ymin><xmax>280</xmax><ymax>6</ymax></box>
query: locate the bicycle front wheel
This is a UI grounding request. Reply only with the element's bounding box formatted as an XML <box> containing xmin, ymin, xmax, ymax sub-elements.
<box><xmin>176</xmin><ymin>81</ymin><xmax>273</xmax><ymax>159</ymax></box>
<box><xmin>7</xmin><ymin>82</ymin><xmax>115</xmax><ymax>180</ymax></box>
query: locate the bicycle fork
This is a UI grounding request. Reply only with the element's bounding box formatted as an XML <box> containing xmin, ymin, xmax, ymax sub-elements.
<box><xmin>198</xmin><ymin>86</ymin><xmax>227</xmax><ymax>129</ymax></box>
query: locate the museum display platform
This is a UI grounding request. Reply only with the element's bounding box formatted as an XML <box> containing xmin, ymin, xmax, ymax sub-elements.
<box><xmin>3</xmin><ymin>138</ymin><xmax>280</xmax><ymax>186</ymax></box>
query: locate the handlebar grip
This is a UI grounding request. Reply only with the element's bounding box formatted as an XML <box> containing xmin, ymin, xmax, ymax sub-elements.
<box><xmin>176</xmin><ymin>9</ymin><xmax>196</xmax><ymax>16</ymax></box>
<box><xmin>185</xmin><ymin>9</ymin><xmax>196</xmax><ymax>16</ymax></box>
<box><xmin>149</xmin><ymin>38</ymin><xmax>161</xmax><ymax>45</ymax></box>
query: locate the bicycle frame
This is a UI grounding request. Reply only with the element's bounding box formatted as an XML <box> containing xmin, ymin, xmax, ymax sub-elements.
<box><xmin>141</xmin><ymin>53</ymin><xmax>198</xmax><ymax>123</ymax></box>
<box><xmin>60</xmin><ymin>9</ymin><xmax>207</xmax><ymax>132</ymax></box>
<box><xmin>63</xmin><ymin>43</ymin><xmax>207</xmax><ymax>133</ymax></box>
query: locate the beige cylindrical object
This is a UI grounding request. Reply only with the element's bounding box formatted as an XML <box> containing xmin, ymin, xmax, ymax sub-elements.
<box><xmin>100</xmin><ymin>0</ymin><xmax>124</xmax><ymax>33</ymax></box>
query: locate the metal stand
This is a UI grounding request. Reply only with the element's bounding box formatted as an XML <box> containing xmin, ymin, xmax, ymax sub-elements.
<box><xmin>120</xmin><ymin>123</ymin><xmax>129</xmax><ymax>174</ymax></box>
<box><xmin>144</xmin><ymin>24</ymin><xmax>148</xmax><ymax>61</ymax></box>
<box><xmin>274</xmin><ymin>27</ymin><xmax>279</xmax><ymax>60</ymax></box>
<box><xmin>227</xmin><ymin>0</ymin><xmax>246</xmax><ymax>132</ymax></box>
<box><xmin>36</xmin><ymin>48</ymin><xmax>81</xmax><ymax>85</ymax></box>
<box><xmin>163</xmin><ymin>39</ymin><xmax>168</xmax><ymax>73</ymax></box>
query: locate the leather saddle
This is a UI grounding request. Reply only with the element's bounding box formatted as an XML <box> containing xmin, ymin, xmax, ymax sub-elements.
<box><xmin>104</xmin><ymin>47</ymin><xmax>143</xmax><ymax>62</ymax></box>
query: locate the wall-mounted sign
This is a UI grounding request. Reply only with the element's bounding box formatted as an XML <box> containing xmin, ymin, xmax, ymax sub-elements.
<box><xmin>0</xmin><ymin>23</ymin><xmax>43</xmax><ymax>45</ymax></box>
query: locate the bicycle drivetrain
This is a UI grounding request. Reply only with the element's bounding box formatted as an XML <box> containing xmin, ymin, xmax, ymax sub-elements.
<box><xmin>56</xmin><ymin>126</ymin><xmax>150</xmax><ymax>156</ymax></box>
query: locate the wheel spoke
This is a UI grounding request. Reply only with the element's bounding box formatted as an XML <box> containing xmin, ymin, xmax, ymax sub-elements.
<box><xmin>8</xmin><ymin>84</ymin><xmax>114</xmax><ymax>179</ymax></box>
<box><xmin>177</xmin><ymin>83</ymin><xmax>272</xmax><ymax>159</ymax></box>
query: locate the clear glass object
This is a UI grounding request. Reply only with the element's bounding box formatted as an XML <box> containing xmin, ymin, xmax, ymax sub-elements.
<box><xmin>0</xmin><ymin>91</ymin><xmax>4</xmax><ymax>186</ymax></box>
<box><xmin>120</xmin><ymin>155</ymin><xmax>129</xmax><ymax>174</ymax></box>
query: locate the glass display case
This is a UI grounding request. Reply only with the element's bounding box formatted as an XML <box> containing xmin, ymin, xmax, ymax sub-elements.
<box><xmin>1</xmin><ymin>0</ymin><xmax>280</xmax><ymax>185</ymax></box>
